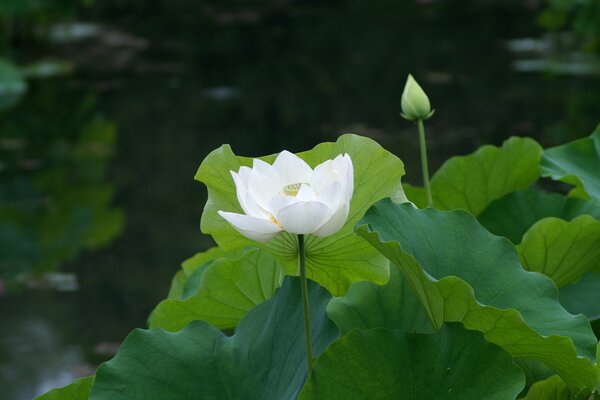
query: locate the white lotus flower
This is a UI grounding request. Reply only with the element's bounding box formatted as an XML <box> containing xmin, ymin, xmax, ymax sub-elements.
<box><xmin>218</xmin><ymin>151</ymin><xmax>354</xmax><ymax>242</ymax></box>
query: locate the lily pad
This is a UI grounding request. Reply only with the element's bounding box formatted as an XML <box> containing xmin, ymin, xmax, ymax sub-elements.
<box><xmin>356</xmin><ymin>199</ymin><xmax>597</xmax><ymax>395</ymax></box>
<box><xmin>299</xmin><ymin>324</ymin><xmax>525</xmax><ymax>400</ymax></box>
<box><xmin>91</xmin><ymin>277</ymin><xmax>339</xmax><ymax>400</ymax></box>
<box><xmin>541</xmin><ymin>126</ymin><xmax>600</xmax><ymax>202</ymax></box>
<box><xmin>196</xmin><ymin>134</ymin><xmax>403</xmax><ymax>295</ymax></box>
<box><xmin>405</xmin><ymin>137</ymin><xmax>542</xmax><ymax>215</ymax></box>
<box><xmin>149</xmin><ymin>248</ymin><xmax>285</xmax><ymax>330</ymax></box>
<box><xmin>34</xmin><ymin>376</ymin><xmax>94</xmax><ymax>400</ymax></box>
<box><xmin>517</xmin><ymin>216</ymin><xmax>600</xmax><ymax>287</ymax></box>
<box><xmin>478</xmin><ymin>189</ymin><xmax>600</xmax><ymax>244</ymax></box>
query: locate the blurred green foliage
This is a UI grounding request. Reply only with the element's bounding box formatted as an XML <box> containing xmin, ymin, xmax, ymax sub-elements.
<box><xmin>0</xmin><ymin>58</ymin><xmax>27</xmax><ymax>110</ymax></box>
<box><xmin>0</xmin><ymin>0</ymin><xmax>93</xmax><ymax>20</ymax></box>
<box><xmin>0</xmin><ymin>0</ymin><xmax>93</xmax><ymax>55</ymax></box>
<box><xmin>0</xmin><ymin>0</ymin><xmax>119</xmax><ymax>285</ymax></box>
<box><xmin>0</xmin><ymin>88</ymin><xmax>123</xmax><ymax>283</ymax></box>
<box><xmin>540</xmin><ymin>0</ymin><xmax>600</xmax><ymax>50</ymax></box>
<box><xmin>0</xmin><ymin>0</ymin><xmax>80</xmax><ymax>110</ymax></box>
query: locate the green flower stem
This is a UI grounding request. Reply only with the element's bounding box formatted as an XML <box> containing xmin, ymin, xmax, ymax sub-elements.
<box><xmin>418</xmin><ymin>118</ymin><xmax>433</xmax><ymax>207</ymax></box>
<box><xmin>298</xmin><ymin>234</ymin><xmax>314</xmax><ymax>374</ymax></box>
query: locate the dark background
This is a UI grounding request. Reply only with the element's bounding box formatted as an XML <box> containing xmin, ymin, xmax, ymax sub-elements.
<box><xmin>0</xmin><ymin>1</ymin><xmax>599</xmax><ymax>398</ymax></box>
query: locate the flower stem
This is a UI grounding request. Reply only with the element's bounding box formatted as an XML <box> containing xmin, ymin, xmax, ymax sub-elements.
<box><xmin>298</xmin><ymin>234</ymin><xmax>314</xmax><ymax>375</ymax></box>
<box><xmin>418</xmin><ymin>118</ymin><xmax>433</xmax><ymax>207</ymax></box>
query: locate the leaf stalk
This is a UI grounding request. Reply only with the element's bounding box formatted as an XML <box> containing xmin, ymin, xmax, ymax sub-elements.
<box><xmin>418</xmin><ymin>118</ymin><xmax>433</xmax><ymax>207</ymax></box>
<box><xmin>298</xmin><ymin>234</ymin><xmax>314</xmax><ymax>375</ymax></box>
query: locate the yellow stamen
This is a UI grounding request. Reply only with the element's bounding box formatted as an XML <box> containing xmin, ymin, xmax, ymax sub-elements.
<box><xmin>269</xmin><ymin>213</ymin><xmax>282</xmax><ymax>227</ymax></box>
<box><xmin>283</xmin><ymin>183</ymin><xmax>306</xmax><ymax>196</ymax></box>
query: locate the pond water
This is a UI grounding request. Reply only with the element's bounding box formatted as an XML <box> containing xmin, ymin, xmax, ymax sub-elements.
<box><xmin>1</xmin><ymin>1</ymin><xmax>599</xmax><ymax>399</ymax></box>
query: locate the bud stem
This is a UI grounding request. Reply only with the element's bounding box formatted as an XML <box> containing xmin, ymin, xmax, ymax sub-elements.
<box><xmin>418</xmin><ymin>119</ymin><xmax>434</xmax><ymax>207</ymax></box>
<box><xmin>298</xmin><ymin>234</ymin><xmax>314</xmax><ymax>375</ymax></box>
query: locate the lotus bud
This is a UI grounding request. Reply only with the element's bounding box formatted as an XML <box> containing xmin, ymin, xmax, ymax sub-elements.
<box><xmin>401</xmin><ymin>74</ymin><xmax>434</xmax><ymax>121</ymax></box>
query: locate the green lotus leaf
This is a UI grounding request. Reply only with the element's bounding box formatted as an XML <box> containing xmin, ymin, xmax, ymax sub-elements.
<box><xmin>518</xmin><ymin>216</ymin><xmax>600</xmax><ymax>287</ymax></box>
<box><xmin>541</xmin><ymin>126</ymin><xmax>600</xmax><ymax>202</ymax></box>
<box><xmin>478</xmin><ymin>189</ymin><xmax>600</xmax><ymax>244</ymax></box>
<box><xmin>568</xmin><ymin>186</ymin><xmax>592</xmax><ymax>200</ymax></box>
<box><xmin>515</xmin><ymin>359</ymin><xmax>556</xmax><ymax>396</ymax></box>
<box><xmin>90</xmin><ymin>277</ymin><xmax>338</xmax><ymax>400</ymax></box>
<box><xmin>183</xmin><ymin>247</ymin><xmax>249</xmax><ymax>298</ymax></box>
<box><xmin>164</xmin><ymin>246</ymin><xmax>249</xmax><ymax>302</ymax></box>
<box><xmin>404</xmin><ymin>137</ymin><xmax>542</xmax><ymax>215</ymax></box>
<box><xmin>299</xmin><ymin>324</ymin><xmax>525</xmax><ymax>400</ymax></box>
<box><xmin>180</xmin><ymin>246</ymin><xmax>239</xmax><ymax>276</ymax></box>
<box><xmin>34</xmin><ymin>376</ymin><xmax>94</xmax><ymax>400</ymax></box>
<box><xmin>166</xmin><ymin>270</ymin><xmax>186</xmax><ymax>300</ymax></box>
<box><xmin>149</xmin><ymin>248</ymin><xmax>285</xmax><ymax>331</ymax></box>
<box><xmin>327</xmin><ymin>266</ymin><xmax>433</xmax><ymax>334</ymax></box>
<box><xmin>196</xmin><ymin>134</ymin><xmax>403</xmax><ymax>295</ymax></box>
<box><xmin>560</xmin><ymin>273</ymin><xmax>600</xmax><ymax>321</ymax></box>
<box><xmin>401</xmin><ymin>182</ymin><xmax>428</xmax><ymax>208</ymax></box>
<box><xmin>355</xmin><ymin>199</ymin><xmax>597</xmax><ymax>396</ymax></box>
<box><xmin>521</xmin><ymin>375</ymin><xmax>572</xmax><ymax>400</ymax></box>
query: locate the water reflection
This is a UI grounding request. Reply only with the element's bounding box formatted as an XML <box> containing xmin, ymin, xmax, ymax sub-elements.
<box><xmin>1</xmin><ymin>318</ymin><xmax>85</xmax><ymax>399</ymax></box>
<box><xmin>508</xmin><ymin>34</ymin><xmax>600</xmax><ymax>76</ymax></box>
<box><xmin>0</xmin><ymin>292</ymin><xmax>97</xmax><ymax>400</ymax></box>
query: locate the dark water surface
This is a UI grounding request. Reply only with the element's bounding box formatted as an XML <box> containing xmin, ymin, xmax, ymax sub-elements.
<box><xmin>1</xmin><ymin>1</ymin><xmax>599</xmax><ymax>398</ymax></box>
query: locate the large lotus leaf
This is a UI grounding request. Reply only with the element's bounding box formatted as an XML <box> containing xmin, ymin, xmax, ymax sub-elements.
<box><xmin>478</xmin><ymin>189</ymin><xmax>600</xmax><ymax>244</ymax></box>
<box><xmin>560</xmin><ymin>273</ymin><xmax>600</xmax><ymax>321</ymax></box>
<box><xmin>541</xmin><ymin>126</ymin><xmax>600</xmax><ymax>202</ymax></box>
<box><xmin>90</xmin><ymin>277</ymin><xmax>338</xmax><ymax>400</ymax></box>
<box><xmin>404</xmin><ymin>137</ymin><xmax>542</xmax><ymax>215</ymax></box>
<box><xmin>325</xmin><ymin>239</ymin><xmax>593</xmax><ymax>394</ymax></box>
<box><xmin>327</xmin><ymin>265</ymin><xmax>433</xmax><ymax>334</ymax></box>
<box><xmin>356</xmin><ymin>199</ymin><xmax>597</xmax><ymax>396</ymax></box>
<box><xmin>196</xmin><ymin>134</ymin><xmax>402</xmax><ymax>295</ymax></box>
<box><xmin>299</xmin><ymin>324</ymin><xmax>525</xmax><ymax>400</ymax></box>
<box><xmin>34</xmin><ymin>376</ymin><xmax>94</xmax><ymax>400</ymax></box>
<box><xmin>149</xmin><ymin>248</ymin><xmax>285</xmax><ymax>331</ymax></box>
<box><xmin>518</xmin><ymin>216</ymin><xmax>600</xmax><ymax>288</ymax></box>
